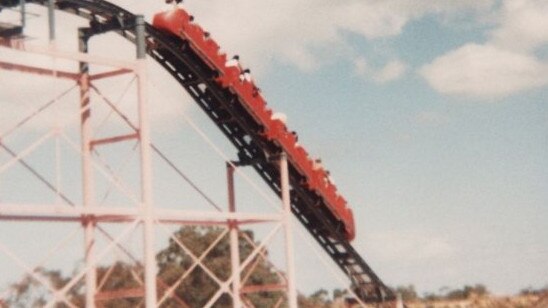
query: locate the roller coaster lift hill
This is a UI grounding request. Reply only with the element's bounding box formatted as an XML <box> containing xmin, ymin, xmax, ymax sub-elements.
<box><xmin>0</xmin><ymin>0</ymin><xmax>395</xmax><ymax>304</ymax></box>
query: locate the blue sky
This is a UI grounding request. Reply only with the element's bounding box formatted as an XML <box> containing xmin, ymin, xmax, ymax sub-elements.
<box><xmin>0</xmin><ymin>0</ymin><xmax>547</xmax><ymax>299</ymax></box>
<box><xmin>174</xmin><ymin>0</ymin><xmax>548</xmax><ymax>295</ymax></box>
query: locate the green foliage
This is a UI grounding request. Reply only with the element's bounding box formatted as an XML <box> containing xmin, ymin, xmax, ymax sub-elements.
<box><xmin>445</xmin><ymin>284</ymin><xmax>489</xmax><ymax>300</ymax></box>
<box><xmin>3</xmin><ymin>226</ymin><xmax>381</xmax><ymax>307</ymax></box>
<box><xmin>520</xmin><ymin>285</ymin><xmax>548</xmax><ymax>295</ymax></box>
<box><xmin>298</xmin><ymin>292</ymin><xmax>330</xmax><ymax>308</ymax></box>
<box><xmin>415</xmin><ymin>284</ymin><xmax>490</xmax><ymax>302</ymax></box>
<box><xmin>156</xmin><ymin>226</ymin><xmax>283</xmax><ymax>307</ymax></box>
<box><xmin>395</xmin><ymin>284</ymin><xmax>418</xmax><ymax>301</ymax></box>
<box><xmin>4</xmin><ymin>226</ymin><xmax>285</xmax><ymax>307</ymax></box>
<box><xmin>4</xmin><ymin>268</ymin><xmax>79</xmax><ymax>308</ymax></box>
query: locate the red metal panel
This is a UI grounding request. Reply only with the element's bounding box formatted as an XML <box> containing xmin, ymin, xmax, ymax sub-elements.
<box><xmin>152</xmin><ymin>9</ymin><xmax>191</xmax><ymax>35</ymax></box>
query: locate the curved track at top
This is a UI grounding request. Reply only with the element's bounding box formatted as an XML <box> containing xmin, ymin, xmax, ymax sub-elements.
<box><xmin>3</xmin><ymin>0</ymin><xmax>394</xmax><ymax>302</ymax></box>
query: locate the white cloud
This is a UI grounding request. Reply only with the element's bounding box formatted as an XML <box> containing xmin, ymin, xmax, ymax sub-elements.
<box><xmin>420</xmin><ymin>43</ymin><xmax>548</xmax><ymax>98</ymax></box>
<box><xmin>491</xmin><ymin>0</ymin><xmax>548</xmax><ymax>52</ymax></box>
<box><xmin>420</xmin><ymin>0</ymin><xmax>548</xmax><ymax>99</ymax></box>
<box><xmin>354</xmin><ymin>57</ymin><xmax>407</xmax><ymax>84</ymax></box>
<box><xmin>373</xmin><ymin>59</ymin><xmax>407</xmax><ymax>83</ymax></box>
<box><xmin>354</xmin><ymin>57</ymin><xmax>368</xmax><ymax>76</ymax></box>
<box><xmin>160</xmin><ymin>0</ymin><xmax>495</xmax><ymax>75</ymax></box>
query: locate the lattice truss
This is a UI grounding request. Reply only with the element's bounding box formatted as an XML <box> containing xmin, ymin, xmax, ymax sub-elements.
<box><xmin>0</xmin><ymin>3</ymin><xmax>370</xmax><ymax>308</ymax></box>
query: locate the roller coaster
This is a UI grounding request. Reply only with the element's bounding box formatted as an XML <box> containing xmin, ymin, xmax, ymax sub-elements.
<box><xmin>1</xmin><ymin>0</ymin><xmax>395</xmax><ymax>304</ymax></box>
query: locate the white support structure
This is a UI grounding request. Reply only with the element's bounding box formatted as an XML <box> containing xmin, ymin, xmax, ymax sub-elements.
<box><xmin>227</xmin><ymin>164</ymin><xmax>242</xmax><ymax>308</ymax></box>
<box><xmin>78</xmin><ymin>28</ymin><xmax>97</xmax><ymax>308</ymax></box>
<box><xmin>134</xmin><ymin>15</ymin><xmax>158</xmax><ymax>308</ymax></box>
<box><xmin>0</xmin><ymin>8</ymin><xmax>304</xmax><ymax>308</ymax></box>
<box><xmin>280</xmin><ymin>152</ymin><xmax>298</xmax><ymax>308</ymax></box>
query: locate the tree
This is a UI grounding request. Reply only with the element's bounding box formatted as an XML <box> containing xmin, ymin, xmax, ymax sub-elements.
<box><xmin>297</xmin><ymin>289</ymin><xmax>331</xmax><ymax>308</ymax></box>
<box><xmin>445</xmin><ymin>284</ymin><xmax>489</xmax><ymax>300</ymax></box>
<box><xmin>4</xmin><ymin>268</ymin><xmax>68</xmax><ymax>308</ymax></box>
<box><xmin>394</xmin><ymin>285</ymin><xmax>418</xmax><ymax>302</ymax></box>
<box><xmin>156</xmin><ymin>226</ymin><xmax>282</xmax><ymax>307</ymax></box>
<box><xmin>4</xmin><ymin>226</ymin><xmax>284</xmax><ymax>307</ymax></box>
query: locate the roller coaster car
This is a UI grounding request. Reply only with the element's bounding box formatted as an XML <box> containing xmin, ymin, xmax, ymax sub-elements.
<box><xmin>342</xmin><ymin>208</ymin><xmax>355</xmax><ymax>241</ymax></box>
<box><xmin>152</xmin><ymin>8</ymin><xmax>191</xmax><ymax>34</ymax></box>
<box><xmin>217</xmin><ymin>65</ymin><xmax>240</xmax><ymax>87</ymax></box>
<box><xmin>153</xmin><ymin>8</ymin><xmax>356</xmax><ymax>241</ymax></box>
<box><xmin>153</xmin><ymin>9</ymin><xmax>226</xmax><ymax>72</ymax></box>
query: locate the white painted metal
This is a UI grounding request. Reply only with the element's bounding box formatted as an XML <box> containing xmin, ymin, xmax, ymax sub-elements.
<box><xmin>280</xmin><ymin>152</ymin><xmax>298</xmax><ymax>308</ymax></box>
<box><xmin>155</xmin><ymin>226</ymin><xmax>228</xmax><ymax>306</ymax></box>
<box><xmin>79</xmin><ymin>32</ymin><xmax>97</xmax><ymax>308</ymax></box>
<box><xmin>0</xmin><ymin>129</ymin><xmax>55</xmax><ymax>173</ymax></box>
<box><xmin>0</xmin><ymin>42</ymin><xmax>137</xmax><ymax>70</ymax></box>
<box><xmin>47</xmin><ymin>0</ymin><xmax>54</xmax><ymax>42</ymax></box>
<box><xmin>203</xmin><ymin>223</ymin><xmax>283</xmax><ymax>308</ymax></box>
<box><xmin>43</xmin><ymin>220</ymin><xmax>141</xmax><ymax>308</ymax></box>
<box><xmin>0</xmin><ymin>203</ymin><xmax>283</xmax><ymax>223</ymax></box>
<box><xmin>227</xmin><ymin>164</ymin><xmax>242</xmax><ymax>308</ymax></box>
<box><xmin>0</xmin><ymin>9</ymin><xmax>304</xmax><ymax>308</ymax></box>
<box><xmin>135</xmin><ymin>14</ymin><xmax>157</xmax><ymax>308</ymax></box>
<box><xmin>0</xmin><ymin>241</ymin><xmax>78</xmax><ymax>308</ymax></box>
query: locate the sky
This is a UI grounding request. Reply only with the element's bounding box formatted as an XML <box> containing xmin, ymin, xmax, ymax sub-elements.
<box><xmin>0</xmin><ymin>0</ymin><xmax>547</xmax><ymax>299</ymax></box>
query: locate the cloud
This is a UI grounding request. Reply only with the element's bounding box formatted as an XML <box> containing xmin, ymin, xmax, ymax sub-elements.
<box><xmin>420</xmin><ymin>0</ymin><xmax>548</xmax><ymax>98</ymax></box>
<box><xmin>490</xmin><ymin>0</ymin><xmax>548</xmax><ymax>52</ymax></box>
<box><xmin>354</xmin><ymin>57</ymin><xmax>407</xmax><ymax>84</ymax></box>
<box><xmin>374</xmin><ymin>59</ymin><xmax>407</xmax><ymax>83</ymax></box>
<box><xmin>354</xmin><ymin>57</ymin><xmax>368</xmax><ymax>76</ymax></box>
<box><xmin>420</xmin><ymin>43</ymin><xmax>548</xmax><ymax>98</ymax></box>
<box><xmin>168</xmin><ymin>0</ymin><xmax>495</xmax><ymax>75</ymax></box>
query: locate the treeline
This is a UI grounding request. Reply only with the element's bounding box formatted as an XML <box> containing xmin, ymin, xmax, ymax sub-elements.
<box><xmin>393</xmin><ymin>284</ymin><xmax>548</xmax><ymax>302</ymax></box>
<box><xmin>395</xmin><ymin>284</ymin><xmax>489</xmax><ymax>302</ymax></box>
<box><xmin>4</xmin><ymin>226</ymin><xmax>546</xmax><ymax>307</ymax></box>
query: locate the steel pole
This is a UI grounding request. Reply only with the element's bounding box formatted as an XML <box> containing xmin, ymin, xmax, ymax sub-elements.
<box><xmin>78</xmin><ymin>28</ymin><xmax>96</xmax><ymax>308</ymax></box>
<box><xmin>135</xmin><ymin>15</ymin><xmax>157</xmax><ymax>308</ymax></box>
<box><xmin>227</xmin><ymin>163</ymin><xmax>242</xmax><ymax>308</ymax></box>
<box><xmin>280</xmin><ymin>152</ymin><xmax>298</xmax><ymax>308</ymax></box>
<box><xmin>19</xmin><ymin>0</ymin><xmax>25</xmax><ymax>28</ymax></box>
<box><xmin>47</xmin><ymin>0</ymin><xmax>54</xmax><ymax>42</ymax></box>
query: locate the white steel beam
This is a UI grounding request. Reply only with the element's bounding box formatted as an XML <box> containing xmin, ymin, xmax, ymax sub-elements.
<box><xmin>43</xmin><ymin>219</ymin><xmax>140</xmax><ymax>308</ymax></box>
<box><xmin>156</xmin><ymin>225</ymin><xmax>229</xmax><ymax>307</ymax></box>
<box><xmin>135</xmin><ymin>15</ymin><xmax>157</xmax><ymax>308</ymax></box>
<box><xmin>79</xmin><ymin>30</ymin><xmax>97</xmax><ymax>308</ymax></box>
<box><xmin>0</xmin><ymin>42</ymin><xmax>137</xmax><ymax>70</ymax></box>
<box><xmin>203</xmin><ymin>223</ymin><xmax>283</xmax><ymax>308</ymax></box>
<box><xmin>89</xmin><ymin>68</ymin><xmax>132</xmax><ymax>81</ymax></box>
<box><xmin>280</xmin><ymin>152</ymin><xmax>298</xmax><ymax>308</ymax></box>
<box><xmin>0</xmin><ymin>241</ymin><xmax>78</xmax><ymax>308</ymax></box>
<box><xmin>0</xmin><ymin>60</ymin><xmax>79</xmax><ymax>80</ymax></box>
<box><xmin>0</xmin><ymin>204</ymin><xmax>283</xmax><ymax>222</ymax></box>
<box><xmin>0</xmin><ymin>130</ymin><xmax>55</xmax><ymax>174</ymax></box>
<box><xmin>227</xmin><ymin>164</ymin><xmax>242</xmax><ymax>308</ymax></box>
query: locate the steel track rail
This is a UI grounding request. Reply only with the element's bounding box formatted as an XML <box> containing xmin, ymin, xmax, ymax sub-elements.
<box><xmin>6</xmin><ymin>0</ymin><xmax>394</xmax><ymax>302</ymax></box>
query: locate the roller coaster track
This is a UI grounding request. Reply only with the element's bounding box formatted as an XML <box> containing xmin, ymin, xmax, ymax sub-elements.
<box><xmin>2</xmin><ymin>0</ymin><xmax>394</xmax><ymax>303</ymax></box>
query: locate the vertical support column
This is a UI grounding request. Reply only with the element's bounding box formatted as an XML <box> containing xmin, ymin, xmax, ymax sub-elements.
<box><xmin>227</xmin><ymin>163</ymin><xmax>241</xmax><ymax>308</ymax></box>
<box><xmin>47</xmin><ymin>0</ymin><xmax>55</xmax><ymax>42</ymax></box>
<box><xmin>78</xmin><ymin>28</ymin><xmax>96</xmax><ymax>308</ymax></box>
<box><xmin>135</xmin><ymin>15</ymin><xmax>157</xmax><ymax>308</ymax></box>
<box><xmin>19</xmin><ymin>0</ymin><xmax>25</xmax><ymax>28</ymax></box>
<box><xmin>279</xmin><ymin>152</ymin><xmax>298</xmax><ymax>308</ymax></box>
